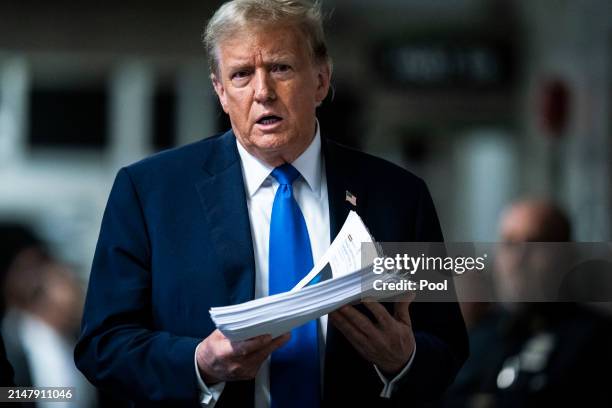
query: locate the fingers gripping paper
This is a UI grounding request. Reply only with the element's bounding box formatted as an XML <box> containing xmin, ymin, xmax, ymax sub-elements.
<box><xmin>209</xmin><ymin>211</ymin><xmax>382</xmax><ymax>341</ymax></box>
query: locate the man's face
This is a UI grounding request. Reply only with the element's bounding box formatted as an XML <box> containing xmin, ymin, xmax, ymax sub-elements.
<box><xmin>494</xmin><ymin>205</ymin><xmax>561</xmax><ymax>303</ymax></box>
<box><xmin>211</xmin><ymin>24</ymin><xmax>330</xmax><ymax>165</ymax></box>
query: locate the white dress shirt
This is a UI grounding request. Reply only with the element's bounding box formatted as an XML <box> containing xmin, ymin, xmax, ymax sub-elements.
<box><xmin>195</xmin><ymin>123</ymin><xmax>414</xmax><ymax>407</ymax></box>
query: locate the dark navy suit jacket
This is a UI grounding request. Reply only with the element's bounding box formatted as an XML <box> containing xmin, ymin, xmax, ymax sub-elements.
<box><xmin>75</xmin><ymin>130</ymin><xmax>468</xmax><ymax>407</ymax></box>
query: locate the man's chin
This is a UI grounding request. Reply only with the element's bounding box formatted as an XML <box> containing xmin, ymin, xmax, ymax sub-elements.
<box><xmin>236</xmin><ymin>137</ymin><xmax>294</xmax><ymax>165</ymax></box>
<box><xmin>250</xmin><ymin>133</ymin><xmax>295</xmax><ymax>153</ymax></box>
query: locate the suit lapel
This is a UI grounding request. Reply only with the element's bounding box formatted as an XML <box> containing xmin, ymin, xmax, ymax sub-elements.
<box><xmin>323</xmin><ymin>137</ymin><xmax>368</xmax><ymax>241</ymax></box>
<box><xmin>196</xmin><ymin>130</ymin><xmax>256</xmax><ymax>305</ymax></box>
<box><xmin>322</xmin><ymin>137</ymin><xmax>369</xmax><ymax>400</ymax></box>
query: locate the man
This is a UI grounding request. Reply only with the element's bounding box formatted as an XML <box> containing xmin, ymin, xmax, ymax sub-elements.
<box><xmin>440</xmin><ymin>200</ymin><xmax>612</xmax><ymax>408</ymax></box>
<box><xmin>3</xmin><ymin>248</ymin><xmax>97</xmax><ymax>407</ymax></box>
<box><xmin>75</xmin><ymin>1</ymin><xmax>467</xmax><ymax>407</ymax></box>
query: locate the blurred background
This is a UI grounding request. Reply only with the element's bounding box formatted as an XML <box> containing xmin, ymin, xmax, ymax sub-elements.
<box><xmin>0</xmin><ymin>0</ymin><xmax>610</xmax><ymax>406</ymax></box>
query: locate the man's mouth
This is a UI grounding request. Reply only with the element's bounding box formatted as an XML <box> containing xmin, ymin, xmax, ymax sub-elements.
<box><xmin>256</xmin><ymin>115</ymin><xmax>283</xmax><ymax>125</ymax></box>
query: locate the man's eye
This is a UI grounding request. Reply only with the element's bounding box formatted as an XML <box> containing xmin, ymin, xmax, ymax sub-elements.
<box><xmin>272</xmin><ymin>64</ymin><xmax>291</xmax><ymax>73</ymax></box>
<box><xmin>231</xmin><ymin>70</ymin><xmax>251</xmax><ymax>80</ymax></box>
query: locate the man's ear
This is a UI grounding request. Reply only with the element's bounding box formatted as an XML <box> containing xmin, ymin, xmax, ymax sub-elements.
<box><xmin>315</xmin><ymin>62</ymin><xmax>332</xmax><ymax>105</ymax></box>
<box><xmin>211</xmin><ymin>73</ymin><xmax>229</xmax><ymax>114</ymax></box>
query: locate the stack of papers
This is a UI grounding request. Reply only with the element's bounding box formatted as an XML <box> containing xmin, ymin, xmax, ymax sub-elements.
<box><xmin>210</xmin><ymin>211</ymin><xmax>383</xmax><ymax>341</ymax></box>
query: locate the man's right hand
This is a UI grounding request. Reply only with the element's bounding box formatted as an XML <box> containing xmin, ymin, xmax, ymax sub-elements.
<box><xmin>196</xmin><ymin>329</ymin><xmax>290</xmax><ymax>384</ymax></box>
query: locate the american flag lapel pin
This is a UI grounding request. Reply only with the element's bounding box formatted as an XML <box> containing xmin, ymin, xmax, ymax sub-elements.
<box><xmin>345</xmin><ymin>190</ymin><xmax>357</xmax><ymax>207</ymax></box>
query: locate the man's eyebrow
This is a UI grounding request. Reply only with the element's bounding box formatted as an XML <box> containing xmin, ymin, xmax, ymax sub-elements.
<box><xmin>225</xmin><ymin>62</ymin><xmax>254</xmax><ymax>72</ymax></box>
<box><xmin>223</xmin><ymin>52</ymin><xmax>296</xmax><ymax>72</ymax></box>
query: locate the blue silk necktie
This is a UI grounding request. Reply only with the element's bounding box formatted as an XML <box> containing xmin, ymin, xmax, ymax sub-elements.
<box><xmin>269</xmin><ymin>163</ymin><xmax>320</xmax><ymax>408</ymax></box>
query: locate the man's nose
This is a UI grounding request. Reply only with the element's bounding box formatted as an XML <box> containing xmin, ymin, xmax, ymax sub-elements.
<box><xmin>253</xmin><ymin>70</ymin><xmax>276</xmax><ymax>103</ymax></box>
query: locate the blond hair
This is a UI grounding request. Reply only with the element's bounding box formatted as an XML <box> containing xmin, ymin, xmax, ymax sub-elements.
<box><xmin>203</xmin><ymin>0</ymin><xmax>331</xmax><ymax>74</ymax></box>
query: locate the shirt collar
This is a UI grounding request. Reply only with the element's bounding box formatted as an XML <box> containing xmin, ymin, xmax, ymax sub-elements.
<box><xmin>236</xmin><ymin>120</ymin><xmax>323</xmax><ymax>198</ymax></box>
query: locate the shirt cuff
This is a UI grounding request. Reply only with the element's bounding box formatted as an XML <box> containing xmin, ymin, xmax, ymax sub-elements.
<box><xmin>194</xmin><ymin>342</ymin><xmax>226</xmax><ymax>407</ymax></box>
<box><xmin>374</xmin><ymin>344</ymin><xmax>416</xmax><ymax>399</ymax></box>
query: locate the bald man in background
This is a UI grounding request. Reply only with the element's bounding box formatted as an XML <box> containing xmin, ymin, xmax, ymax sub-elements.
<box><xmin>441</xmin><ymin>199</ymin><xmax>612</xmax><ymax>408</ymax></box>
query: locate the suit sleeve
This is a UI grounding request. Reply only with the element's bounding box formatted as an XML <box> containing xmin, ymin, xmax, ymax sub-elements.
<box><xmin>392</xmin><ymin>179</ymin><xmax>469</xmax><ymax>405</ymax></box>
<box><xmin>74</xmin><ymin>168</ymin><xmax>201</xmax><ymax>403</ymax></box>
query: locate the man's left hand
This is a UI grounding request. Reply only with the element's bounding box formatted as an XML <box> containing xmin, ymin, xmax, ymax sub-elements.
<box><xmin>329</xmin><ymin>300</ymin><xmax>415</xmax><ymax>376</ymax></box>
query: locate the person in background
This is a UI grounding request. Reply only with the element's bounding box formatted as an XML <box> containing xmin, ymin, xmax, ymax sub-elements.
<box><xmin>440</xmin><ymin>199</ymin><xmax>612</xmax><ymax>408</ymax></box>
<box><xmin>2</xmin><ymin>247</ymin><xmax>96</xmax><ymax>407</ymax></box>
<box><xmin>0</xmin><ymin>223</ymin><xmax>37</xmax><ymax>388</ymax></box>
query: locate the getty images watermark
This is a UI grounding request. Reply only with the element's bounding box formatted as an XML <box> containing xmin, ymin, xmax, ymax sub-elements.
<box><xmin>360</xmin><ymin>242</ymin><xmax>612</xmax><ymax>302</ymax></box>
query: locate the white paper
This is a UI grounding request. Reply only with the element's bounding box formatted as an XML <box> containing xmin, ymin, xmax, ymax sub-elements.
<box><xmin>292</xmin><ymin>210</ymin><xmax>375</xmax><ymax>291</ymax></box>
<box><xmin>209</xmin><ymin>211</ymin><xmax>384</xmax><ymax>341</ymax></box>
